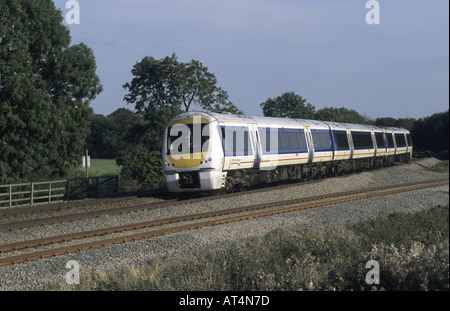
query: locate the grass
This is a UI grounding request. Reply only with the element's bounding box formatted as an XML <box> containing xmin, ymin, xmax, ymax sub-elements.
<box><xmin>52</xmin><ymin>204</ymin><xmax>449</xmax><ymax>291</ymax></box>
<box><xmin>75</xmin><ymin>159</ymin><xmax>122</xmax><ymax>177</ymax></box>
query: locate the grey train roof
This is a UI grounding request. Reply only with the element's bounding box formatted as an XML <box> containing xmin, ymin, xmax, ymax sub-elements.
<box><xmin>201</xmin><ymin>111</ymin><xmax>409</xmax><ymax>132</ymax></box>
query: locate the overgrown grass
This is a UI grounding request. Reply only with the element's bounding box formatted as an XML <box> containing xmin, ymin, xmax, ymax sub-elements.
<box><xmin>54</xmin><ymin>205</ymin><xmax>449</xmax><ymax>291</ymax></box>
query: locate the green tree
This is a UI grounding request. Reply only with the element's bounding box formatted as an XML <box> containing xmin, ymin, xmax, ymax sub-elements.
<box><xmin>123</xmin><ymin>53</ymin><xmax>241</xmax><ymax>152</ymax></box>
<box><xmin>86</xmin><ymin>108</ymin><xmax>142</xmax><ymax>159</ymax></box>
<box><xmin>123</xmin><ymin>53</ymin><xmax>241</xmax><ymax>115</ymax></box>
<box><xmin>375</xmin><ymin>117</ymin><xmax>416</xmax><ymax>131</ymax></box>
<box><xmin>411</xmin><ymin>110</ymin><xmax>448</xmax><ymax>152</ymax></box>
<box><xmin>121</xmin><ymin>54</ymin><xmax>242</xmax><ymax>189</ymax></box>
<box><xmin>260</xmin><ymin>92</ymin><xmax>316</xmax><ymax>119</ymax></box>
<box><xmin>0</xmin><ymin>0</ymin><xmax>102</xmax><ymax>183</ymax></box>
<box><xmin>315</xmin><ymin>107</ymin><xmax>371</xmax><ymax>124</ymax></box>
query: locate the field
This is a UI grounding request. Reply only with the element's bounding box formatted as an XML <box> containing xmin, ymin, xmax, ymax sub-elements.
<box><xmin>75</xmin><ymin>159</ymin><xmax>122</xmax><ymax>177</ymax></box>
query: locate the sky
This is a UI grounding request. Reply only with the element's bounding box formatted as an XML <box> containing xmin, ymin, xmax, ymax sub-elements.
<box><xmin>53</xmin><ymin>0</ymin><xmax>449</xmax><ymax>120</ymax></box>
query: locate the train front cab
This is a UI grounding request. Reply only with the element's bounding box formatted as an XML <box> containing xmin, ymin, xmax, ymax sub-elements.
<box><xmin>162</xmin><ymin>113</ymin><xmax>225</xmax><ymax>192</ymax></box>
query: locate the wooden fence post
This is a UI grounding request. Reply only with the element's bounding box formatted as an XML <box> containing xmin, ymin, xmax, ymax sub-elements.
<box><xmin>9</xmin><ymin>185</ymin><xmax>12</xmax><ymax>208</ymax></box>
<box><xmin>30</xmin><ymin>182</ymin><xmax>34</xmax><ymax>206</ymax></box>
<box><xmin>66</xmin><ymin>180</ymin><xmax>70</xmax><ymax>201</ymax></box>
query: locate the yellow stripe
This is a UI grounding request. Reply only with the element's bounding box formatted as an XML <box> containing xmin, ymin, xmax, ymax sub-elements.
<box><xmin>168</xmin><ymin>152</ymin><xmax>207</xmax><ymax>168</ymax></box>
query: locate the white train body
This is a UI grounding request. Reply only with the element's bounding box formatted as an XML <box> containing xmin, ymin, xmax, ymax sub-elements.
<box><xmin>162</xmin><ymin>112</ymin><xmax>412</xmax><ymax>192</ymax></box>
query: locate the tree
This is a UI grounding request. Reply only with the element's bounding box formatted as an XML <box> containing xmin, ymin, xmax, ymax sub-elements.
<box><xmin>315</xmin><ymin>107</ymin><xmax>371</xmax><ymax>124</ymax></box>
<box><xmin>260</xmin><ymin>92</ymin><xmax>316</xmax><ymax>119</ymax></box>
<box><xmin>123</xmin><ymin>53</ymin><xmax>241</xmax><ymax>115</ymax></box>
<box><xmin>123</xmin><ymin>53</ymin><xmax>241</xmax><ymax>152</ymax></box>
<box><xmin>411</xmin><ymin>110</ymin><xmax>448</xmax><ymax>153</ymax></box>
<box><xmin>0</xmin><ymin>0</ymin><xmax>102</xmax><ymax>183</ymax></box>
<box><xmin>375</xmin><ymin>117</ymin><xmax>416</xmax><ymax>131</ymax></box>
<box><xmin>86</xmin><ymin>108</ymin><xmax>142</xmax><ymax>159</ymax></box>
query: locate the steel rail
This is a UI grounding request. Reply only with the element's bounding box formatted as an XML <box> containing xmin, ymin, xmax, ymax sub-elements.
<box><xmin>1</xmin><ymin>177</ymin><xmax>447</xmax><ymax>233</ymax></box>
<box><xmin>0</xmin><ymin>178</ymin><xmax>448</xmax><ymax>253</ymax></box>
<box><xmin>1</xmin><ymin>178</ymin><xmax>448</xmax><ymax>253</ymax></box>
<box><xmin>0</xmin><ymin>178</ymin><xmax>447</xmax><ymax>267</ymax></box>
<box><xmin>0</xmin><ymin>177</ymin><xmax>332</xmax><ymax>231</ymax></box>
<box><xmin>0</xmin><ymin>158</ymin><xmax>422</xmax><ymax>218</ymax></box>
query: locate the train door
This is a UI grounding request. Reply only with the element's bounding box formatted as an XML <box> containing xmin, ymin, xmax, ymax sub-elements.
<box><xmin>304</xmin><ymin>127</ymin><xmax>314</xmax><ymax>163</ymax></box>
<box><xmin>219</xmin><ymin>122</ymin><xmax>228</xmax><ymax>170</ymax></box>
<box><xmin>347</xmin><ymin>130</ymin><xmax>354</xmax><ymax>159</ymax></box>
<box><xmin>374</xmin><ymin>131</ymin><xmax>387</xmax><ymax>157</ymax></box>
<box><xmin>386</xmin><ymin>132</ymin><xmax>396</xmax><ymax>156</ymax></box>
<box><xmin>249</xmin><ymin>124</ymin><xmax>262</xmax><ymax>168</ymax></box>
<box><xmin>328</xmin><ymin>126</ymin><xmax>336</xmax><ymax>161</ymax></box>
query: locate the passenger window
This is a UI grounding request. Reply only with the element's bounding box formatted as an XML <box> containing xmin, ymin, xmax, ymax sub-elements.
<box><xmin>351</xmin><ymin>132</ymin><xmax>373</xmax><ymax>149</ymax></box>
<box><xmin>311</xmin><ymin>130</ymin><xmax>331</xmax><ymax>151</ymax></box>
<box><xmin>333</xmin><ymin>131</ymin><xmax>349</xmax><ymax>150</ymax></box>
<box><xmin>375</xmin><ymin>133</ymin><xmax>385</xmax><ymax>148</ymax></box>
<box><xmin>387</xmin><ymin>134</ymin><xmax>395</xmax><ymax>148</ymax></box>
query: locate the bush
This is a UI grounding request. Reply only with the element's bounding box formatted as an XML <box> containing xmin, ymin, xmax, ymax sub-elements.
<box><xmin>345</xmin><ymin>241</ymin><xmax>449</xmax><ymax>291</ymax></box>
<box><xmin>118</xmin><ymin>146</ymin><xmax>164</xmax><ymax>192</ymax></box>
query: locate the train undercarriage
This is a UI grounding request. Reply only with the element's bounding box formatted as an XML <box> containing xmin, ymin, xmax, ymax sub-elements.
<box><xmin>223</xmin><ymin>154</ymin><xmax>411</xmax><ymax>192</ymax></box>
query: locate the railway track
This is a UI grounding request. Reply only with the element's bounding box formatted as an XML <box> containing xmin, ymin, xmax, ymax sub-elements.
<box><xmin>0</xmin><ymin>159</ymin><xmax>426</xmax><ymax>229</ymax></box>
<box><xmin>0</xmin><ymin>178</ymin><xmax>342</xmax><ymax>232</ymax></box>
<box><xmin>0</xmin><ymin>159</ymin><xmax>424</xmax><ymax>223</ymax></box>
<box><xmin>0</xmin><ymin>177</ymin><xmax>447</xmax><ymax>268</ymax></box>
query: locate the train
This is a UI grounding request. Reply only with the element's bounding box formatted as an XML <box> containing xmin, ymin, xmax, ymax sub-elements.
<box><xmin>162</xmin><ymin>111</ymin><xmax>413</xmax><ymax>192</ymax></box>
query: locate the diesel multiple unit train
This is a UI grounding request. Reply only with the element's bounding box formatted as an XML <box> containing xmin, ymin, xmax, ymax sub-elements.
<box><xmin>162</xmin><ymin>111</ymin><xmax>413</xmax><ymax>193</ymax></box>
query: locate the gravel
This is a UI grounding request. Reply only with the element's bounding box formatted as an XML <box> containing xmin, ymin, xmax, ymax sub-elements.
<box><xmin>0</xmin><ymin>157</ymin><xmax>448</xmax><ymax>291</ymax></box>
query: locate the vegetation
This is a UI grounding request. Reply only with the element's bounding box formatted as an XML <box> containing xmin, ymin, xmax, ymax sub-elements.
<box><xmin>260</xmin><ymin>92</ymin><xmax>316</xmax><ymax>119</ymax></box>
<box><xmin>122</xmin><ymin>53</ymin><xmax>242</xmax><ymax>152</ymax></box>
<box><xmin>0</xmin><ymin>0</ymin><xmax>446</xmax><ymax>190</ymax></box>
<box><xmin>53</xmin><ymin>205</ymin><xmax>449</xmax><ymax>291</ymax></box>
<box><xmin>426</xmin><ymin>160</ymin><xmax>449</xmax><ymax>173</ymax></box>
<box><xmin>85</xmin><ymin>109</ymin><xmax>141</xmax><ymax>159</ymax></box>
<box><xmin>73</xmin><ymin>159</ymin><xmax>122</xmax><ymax>178</ymax></box>
<box><xmin>374</xmin><ymin>117</ymin><xmax>416</xmax><ymax>131</ymax></box>
<box><xmin>110</xmin><ymin>53</ymin><xmax>242</xmax><ymax>190</ymax></box>
<box><xmin>118</xmin><ymin>147</ymin><xmax>164</xmax><ymax>192</ymax></box>
<box><xmin>123</xmin><ymin>53</ymin><xmax>241</xmax><ymax>116</ymax></box>
<box><xmin>315</xmin><ymin>106</ymin><xmax>371</xmax><ymax>124</ymax></box>
<box><xmin>0</xmin><ymin>0</ymin><xmax>102</xmax><ymax>184</ymax></box>
<box><xmin>411</xmin><ymin>110</ymin><xmax>449</xmax><ymax>153</ymax></box>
